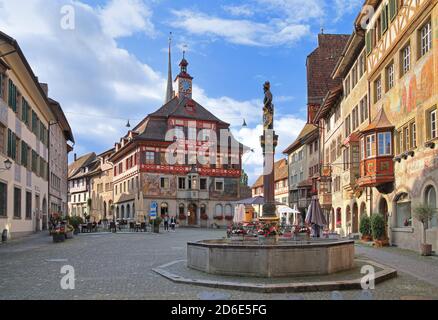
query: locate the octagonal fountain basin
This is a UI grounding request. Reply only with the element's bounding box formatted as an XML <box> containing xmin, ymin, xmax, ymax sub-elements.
<box><xmin>187</xmin><ymin>239</ymin><xmax>355</xmax><ymax>278</ymax></box>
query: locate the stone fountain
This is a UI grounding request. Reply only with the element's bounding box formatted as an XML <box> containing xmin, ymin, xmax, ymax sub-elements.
<box><xmin>187</xmin><ymin>82</ymin><xmax>355</xmax><ymax>278</ymax></box>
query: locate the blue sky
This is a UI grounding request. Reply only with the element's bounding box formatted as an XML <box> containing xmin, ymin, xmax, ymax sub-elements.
<box><xmin>0</xmin><ymin>0</ymin><xmax>362</xmax><ymax>184</ymax></box>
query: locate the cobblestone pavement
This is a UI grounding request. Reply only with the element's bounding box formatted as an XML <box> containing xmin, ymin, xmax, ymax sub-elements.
<box><xmin>356</xmin><ymin>244</ymin><xmax>438</xmax><ymax>287</ymax></box>
<box><xmin>0</xmin><ymin>229</ymin><xmax>437</xmax><ymax>300</ymax></box>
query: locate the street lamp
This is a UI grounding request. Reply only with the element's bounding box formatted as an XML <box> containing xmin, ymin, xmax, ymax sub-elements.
<box><xmin>0</xmin><ymin>159</ymin><xmax>12</xmax><ymax>171</ymax></box>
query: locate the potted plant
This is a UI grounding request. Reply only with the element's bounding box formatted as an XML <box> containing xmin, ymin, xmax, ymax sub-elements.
<box><xmin>371</xmin><ymin>213</ymin><xmax>388</xmax><ymax>247</ymax></box>
<box><xmin>149</xmin><ymin>217</ymin><xmax>162</xmax><ymax>233</ymax></box>
<box><xmin>413</xmin><ymin>204</ymin><xmax>436</xmax><ymax>256</ymax></box>
<box><xmin>359</xmin><ymin>215</ymin><xmax>372</xmax><ymax>242</ymax></box>
<box><xmin>257</xmin><ymin>222</ymin><xmax>280</xmax><ymax>245</ymax></box>
<box><xmin>228</xmin><ymin>223</ymin><xmax>246</xmax><ymax>240</ymax></box>
<box><xmin>200</xmin><ymin>212</ymin><xmax>208</xmax><ymax>221</ymax></box>
<box><xmin>52</xmin><ymin>225</ymin><xmax>66</xmax><ymax>243</ymax></box>
<box><xmin>67</xmin><ymin>216</ymin><xmax>84</xmax><ymax>235</ymax></box>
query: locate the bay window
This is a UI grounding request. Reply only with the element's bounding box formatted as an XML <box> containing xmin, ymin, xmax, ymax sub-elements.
<box><xmin>378</xmin><ymin>132</ymin><xmax>392</xmax><ymax>155</ymax></box>
<box><xmin>365</xmin><ymin>134</ymin><xmax>376</xmax><ymax>158</ymax></box>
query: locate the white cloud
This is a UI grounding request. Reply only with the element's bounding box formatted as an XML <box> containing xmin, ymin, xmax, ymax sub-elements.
<box><xmin>170</xmin><ymin>9</ymin><xmax>310</xmax><ymax>47</ymax></box>
<box><xmin>333</xmin><ymin>0</ymin><xmax>362</xmax><ymax>21</ymax></box>
<box><xmin>222</xmin><ymin>4</ymin><xmax>254</xmax><ymax>17</ymax></box>
<box><xmin>99</xmin><ymin>0</ymin><xmax>155</xmax><ymax>38</ymax></box>
<box><xmin>256</xmin><ymin>0</ymin><xmax>325</xmax><ymax>23</ymax></box>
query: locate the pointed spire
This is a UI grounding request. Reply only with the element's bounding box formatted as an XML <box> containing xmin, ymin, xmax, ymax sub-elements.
<box><xmin>165</xmin><ymin>32</ymin><xmax>173</xmax><ymax>104</ymax></box>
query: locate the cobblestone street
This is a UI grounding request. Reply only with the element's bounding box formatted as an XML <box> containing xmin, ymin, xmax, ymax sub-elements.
<box><xmin>0</xmin><ymin>229</ymin><xmax>437</xmax><ymax>300</ymax></box>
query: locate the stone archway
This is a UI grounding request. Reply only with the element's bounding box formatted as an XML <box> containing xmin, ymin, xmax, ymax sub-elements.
<box><xmin>42</xmin><ymin>197</ymin><xmax>48</xmax><ymax>231</ymax></box>
<box><xmin>346</xmin><ymin>205</ymin><xmax>352</xmax><ymax>235</ymax></box>
<box><xmin>188</xmin><ymin>203</ymin><xmax>198</xmax><ymax>226</ymax></box>
<box><xmin>379</xmin><ymin>197</ymin><xmax>389</xmax><ymax>239</ymax></box>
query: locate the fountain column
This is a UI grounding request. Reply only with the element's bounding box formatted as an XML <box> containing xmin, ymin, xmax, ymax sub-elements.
<box><xmin>260</xmin><ymin>81</ymin><xmax>279</xmax><ymax>224</ymax></box>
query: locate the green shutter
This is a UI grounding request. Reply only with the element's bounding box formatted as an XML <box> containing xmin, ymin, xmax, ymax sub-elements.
<box><xmin>21</xmin><ymin>141</ymin><xmax>27</xmax><ymax>167</ymax></box>
<box><xmin>381</xmin><ymin>5</ymin><xmax>388</xmax><ymax>34</ymax></box>
<box><xmin>26</xmin><ymin>104</ymin><xmax>30</xmax><ymax>127</ymax></box>
<box><xmin>0</xmin><ymin>74</ymin><xmax>3</xmax><ymax>99</ymax></box>
<box><xmin>389</xmin><ymin>0</ymin><xmax>397</xmax><ymax>21</ymax></box>
<box><xmin>21</xmin><ymin>98</ymin><xmax>27</xmax><ymax>124</ymax></box>
<box><xmin>366</xmin><ymin>32</ymin><xmax>372</xmax><ymax>55</ymax></box>
<box><xmin>8</xmin><ymin>80</ymin><xmax>12</xmax><ymax>110</ymax></box>
<box><xmin>7</xmin><ymin>129</ymin><xmax>12</xmax><ymax>158</ymax></box>
<box><xmin>11</xmin><ymin>132</ymin><xmax>16</xmax><ymax>160</ymax></box>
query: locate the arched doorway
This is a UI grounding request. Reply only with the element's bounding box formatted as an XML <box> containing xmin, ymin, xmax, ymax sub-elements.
<box><xmin>116</xmin><ymin>206</ymin><xmax>119</xmax><ymax>219</ymax></box>
<box><xmin>330</xmin><ymin>208</ymin><xmax>335</xmax><ymax>231</ymax></box>
<box><xmin>425</xmin><ymin>185</ymin><xmax>437</xmax><ymax>228</ymax></box>
<box><xmin>352</xmin><ymin>203</ymin><xmax>359</xmax><ymax>233</ymax></box>
<box><xmin>35</xmin><ymin>195</ymin><xmax>41</xmax><ymax>232</ymax></box>
<box><xmin>336</xmin><ymin>208</ymin><xmax>342</xmax><ymax>230</ymax></box>
<box><xmin>346</xmin><ymin>205</ymin><xmax>351</xmax><ymax>234</ymax></box>
<box><xmin>360</xmin><ymin>202</ymin><xmax>367</xmax><ymax>219</ymax></box>
<box><xmin>126</xmin><ymin>204</ymin><xmax>131</xmax><ymax>219</ymax></box>
<box><xmin>103</xmin><ymin>201</ymin><xmax>107</xmax><ymax>219</ymax></box>
<box><xmin>161</xmin><ymin>203</ymin><xmax>168</xmax><ymax>217</ymax></box>
<box><xmin>379</xmin><ymin>198</ymin><xmax>389</xmax><ymax>238</ymax></box>
<box><xmin>188</xmin><ymin>203</ymin><xmax>197</xmax><ymax>225</ymax></box>
<box><xmin>121</xmin><ymin>205</ymin><xmax>125</xmax><ymax>219</ymax></box>
<box><xmin>42</xmin><ymin>198</ymin><xmax>48</xmax><ymax>231</ymax></box>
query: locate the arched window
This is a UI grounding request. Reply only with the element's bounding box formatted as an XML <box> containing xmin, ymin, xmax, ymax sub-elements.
<box><xmin>224</xmin><ymin>204</ymin><xmax>233</xmax><ymax>218</ymax></box>
<box><xmin>214</xmin><ymin>204</ymin><xmax>223</xmax><ymax>217</ymax></box>
<box><xmin>179</xmin><ymin>204</ymin><xmax>185</xmax><ymax>217</ymax></box>
<box><xmin>200</xmin><ymin>204</ymin><xmax>206</xmax><ymax>216</ymax></box>
<box><xmin>126</xmin><ymin>204</ymin><xmax>130</xmax><ymax>219</ymax></box>
<box><xmin>425</xmin><ymin>186</ymin><xmax>437</xmax><ymax>228</ymax></box>
<box><xmin>336</xmin><ymin>208</ymin><xmax>342</xmax><ymax>228</ymax></box>
<box><xmin>395</xmin><ymin>193</ymin><xmax>411</xmax><ymax>227</ymax></box>
<box><xmin>161</xmin><ymin>203</ymin><xmax>169</xmax><ymax>217</ymax></box>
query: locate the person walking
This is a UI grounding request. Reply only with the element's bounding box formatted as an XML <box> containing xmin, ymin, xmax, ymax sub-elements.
<box><xmin>170</xmin><ymin>216</ymin><xmax>176</xmax><ymax>232</ymax></box>
<box><xmin>164</xmin><ymin>215</ymin><xmax>169</xmax><ymax>232</ymax></box>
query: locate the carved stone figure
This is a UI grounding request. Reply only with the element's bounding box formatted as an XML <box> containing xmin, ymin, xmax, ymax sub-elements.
<box><xmin>263</xmin><ymin>81</ymin><xmax>274</xmax><ymax>130</ymax></box>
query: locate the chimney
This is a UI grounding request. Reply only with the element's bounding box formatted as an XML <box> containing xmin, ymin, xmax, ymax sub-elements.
<box><xmin>74</xmin><ymin>153</ymin><xmax>77</xmax><ymax>161</ymax></box>
<box><xmin>39</xmin><ymin>83</ymin><xmax>48</xmax><ymax>97</ymax></box>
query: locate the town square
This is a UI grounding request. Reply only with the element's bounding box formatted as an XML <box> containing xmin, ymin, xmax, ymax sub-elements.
<box><xmin>1</xmin><ymin>0</ymin><xmax>438</xmax><ymax>303</ymax></box>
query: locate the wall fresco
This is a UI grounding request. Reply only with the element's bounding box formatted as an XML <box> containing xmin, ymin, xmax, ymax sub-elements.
<box><xmin>393</xmin><ymin>54</ymin><xmax>434</xmax><ymax>116</ymax></box>
<box><xmin>142</xmin><ymin>174</ymin><xmax>177</xmax><ymax>197</ymax></box>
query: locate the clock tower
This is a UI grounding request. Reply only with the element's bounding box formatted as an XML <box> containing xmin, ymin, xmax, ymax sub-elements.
<box><xmin>175</xmin><ymin>52</ymin><xmax>193</xmax><ymax>99</ymax></box>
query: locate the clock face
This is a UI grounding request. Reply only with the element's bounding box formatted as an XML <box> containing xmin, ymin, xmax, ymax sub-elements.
<box><xmin>181</xmin><ymin>80</ymin><xmax>191</xmax><ymax>92</ymax></box>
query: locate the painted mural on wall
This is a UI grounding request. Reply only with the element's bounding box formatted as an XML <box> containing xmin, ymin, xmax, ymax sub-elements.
<box><xmin>142</xmin><ymin>174</ymin><xmax>177</xmax><ymax>197</ymax></box>
<box><xmin>209</xmin><ymin>178</ymin><xmax>238</xmax><ymax>199</ymax></box>
<box><xmin>389</xmin><ymin>52</ymin><xmax>434</xmax><ymax>117</ymax></box>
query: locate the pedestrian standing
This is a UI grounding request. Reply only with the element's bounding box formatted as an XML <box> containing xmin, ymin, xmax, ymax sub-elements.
<box><xmin>164</xmin><ymin>215</ymin><xmax>169</xmax><ymax>231</ymax></box>
<box><xmin>171</xmin><ymin>216</ymin><xmax>176</xmax><ymax>232</ymax></box>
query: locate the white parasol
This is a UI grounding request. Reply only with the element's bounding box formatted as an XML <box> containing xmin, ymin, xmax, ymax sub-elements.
<box><xmin>233</xmin><ymin>204</ymin><xmax>245</xmax><ymax>224</ymax></box>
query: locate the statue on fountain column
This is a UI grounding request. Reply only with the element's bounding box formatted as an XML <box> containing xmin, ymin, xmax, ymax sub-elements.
<box><xmin>263</xmin><ymin>81</ymin><xmax>274</xmax><ymax>130</ymax></box>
